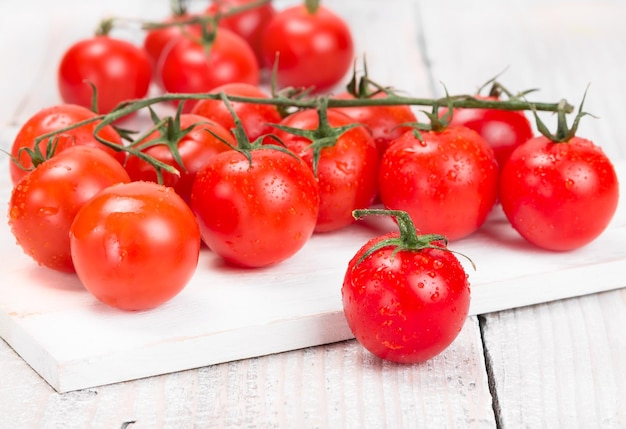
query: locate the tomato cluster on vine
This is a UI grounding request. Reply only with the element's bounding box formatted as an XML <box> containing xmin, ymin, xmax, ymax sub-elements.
<box><xmin>4</xmin><ymin>0</ymin><xmax>620</xmax><ymax>364</ymax></box>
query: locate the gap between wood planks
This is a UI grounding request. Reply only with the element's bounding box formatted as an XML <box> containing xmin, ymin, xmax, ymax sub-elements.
<box><xmin>479</xmin><ymin>314</ymin><xmax>504</xmax><ymax>429</ymax></box>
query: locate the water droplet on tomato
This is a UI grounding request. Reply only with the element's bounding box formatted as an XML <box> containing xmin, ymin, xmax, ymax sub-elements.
<box><xmin>417</xmin><ymin>282</ymin><xmax>425</xmax><ymax>289</ymax></box>
<box><xmin>430</xmin><ymin>292</ymin><xmax>439</xmax><ymax>301</ymax></box>
<box><xmin>427</xmin><ymin>271</ymin><xmax>436</xmax><ymax>278</ymax></box>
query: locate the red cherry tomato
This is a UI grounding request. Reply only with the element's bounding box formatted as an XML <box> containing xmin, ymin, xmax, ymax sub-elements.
<box><xmin>331</xmin><ymin>91</ymin><xmax>418</xmax><ymax>158</ymax></box>
<box><xmin>342</xmin><ymin>210</ymin><xmax>471</xmax><ymax>363</ymax></box>
<box><xmin>190</xmin><ymin>148</ymin><xmax>319</xmax><ymax>268</ymax></box>
<box><xmin>499</xmin><ymin>135</ymin><xmax>619</xmax><ymax>251</ymax></box>
<box><xmin>260</xmin><ymin>4</ymin><xmax>354</xmax><ymax>92</ymax></box>
<box><xmin>143</xmin><ymin>12</ymin><xmax>199</xmax><ymax>86</ymax></box>
<box><xmin>58</xmin><ymin>36</ymin><xmax>152</xmax><ymax>115</ymax></box>
<box><xmin>124</xmin><ymin>113</ymin><xmax>235</xmax><ymax>203</ymax></box>
<box><xmin>158</xmin><ymin>28</ymin><xmax>259</xmax><ymax>112</ymax></box>
<box><xmin>8</xmin><ymin>146</ymin><xmax>131</xmax><ymax>273</ymax></box>
<box><xmin>379</xmin><ymin>126</ymin><xmax>499</xmax><ymax>241</ymax></box>
<box><xmin>206</xmin><ymin>0</ymin><xmax>276</xmax><ymax>66</ymax></box>
<box><xmin>191</xmin><ymin>82</ymin><xmax>282</xmax><ymax>141</ymax></box>
<box><xmin>9</xmin><ymin>104</ymin><xmax>125</xmax><ymax>186</ymax></box>
<box><xmin>70</xmin><ymin>181</ymin><xmax>201</xmax><ymax>311</ymax></box>
<box><xmin>441</xmin><ymin>96</ymin><xmax>534</xmax><ymax>169</ymax></box>
<box><xmin>271</xmin><ymin>109</ymin><xmax>379</xmax><ymax>232</ymax></box>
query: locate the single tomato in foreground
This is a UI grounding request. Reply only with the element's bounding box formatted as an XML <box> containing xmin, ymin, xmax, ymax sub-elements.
<box><xmin>379</xmin><ymin>125</ymin><xmax>499</xmax><ymax>241</ymax></box>
<box><xmin>499</xmin><ymin>135</ymin><xmax>619</xmax><ymax>251</ymax></box>
<box><xmin>9</xmin><ymin>103</ymin><xmax>125</xmax><ymax>185</ymax></box>
<box><xmin>190</xmin><ymin>146</ymin><xmax>319</xmax><ymax>268</ymax></box>
<box><xmin>342</xmin><ymin>209</ymin><xmax>471</xmax><ymax>363</ymax></box>
<box><xmin>58</xmin><ymin>35</ymin><xmax>152</xmax><ymax>115</ymax></box>
<box><xmin>8</xmin><ymin>146</ymin><xmax>131</xmax><ymax>273</ymax></box>
<box><xmin>70</xmin><ymin>181</ymin><xmax>201</xmax><ymax>311</ymax></box>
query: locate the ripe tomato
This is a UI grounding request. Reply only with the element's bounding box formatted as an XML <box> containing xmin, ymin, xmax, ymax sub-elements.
<box><xmin>143</xmin><ymin>12</ymin><xmax>199</xmax><ymax>86</ymax></box>
<box><xmin>9</xmin><ymin>104</ymin><xmax>125</xmax><ymax>185</ymax></box>
<box><xmin>499</xmin><ymin>135</ymin><xmax>619</xmax><ymax>251</ymax></box>
<box><xmin>190</xmin><ymin>148</ymin><xmax>319</xmax><ymax>268</ymax></box>
<box><xmin>271</xmin><ymin>108</ymin><xmax>379</xmax><ymax>233</ymax></box>
<box><xmin>70</xmin><ymin>181</ymin><xmax>201</xmax><ymax>311</ymax></box>
<box><xmin>441</xmin><ymin>96</ymin><xmax>534</xmax><ymax>169</ymax></box>
<box><xmin>379</xmin><ymin>126</ymin><xmax>499</xmax><ymax>241</ymax></box>
<box><xmin>342</xmin><ymin>209</ymin><xmax>471</xmax><ymax>363</ymax></box>
<box><xmin>58</xmin><ymin>36</ymin><xmax>152</xmax><ymax>115</ymax></box>
<box><xmin>190</xmin><ymin>82</ymin><xmax>282</xmax><ymax>141</ymax></box>
<box><xmin>8</xmin><ymin>146</ymin><xmax>131</xmax><ymax>273</ymax></box>
<box><xmin>158</xmin><ymin>27</ymin><xmax>259</xmax><ymax>112</ymax></box>
<box><xmin>331</xmin><ymin>91</ymin><xmax>417</xmax><ymax>158</ymax></box>
<box><xmin>124</xmin><ymin>113</ymin><xmax>235</xmax><ymax>203</ymax></box>
<box><xmin>206</xmin><ymin>0</ymin><xmax>276</xmax><ymax>66</ymax></box>
<box><xmin>260</xmin><ymin>4</ymin><xmax>354</xmax><ymax>92</ymax></box>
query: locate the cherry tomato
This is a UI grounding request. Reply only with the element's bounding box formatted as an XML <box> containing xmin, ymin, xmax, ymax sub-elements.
<box><xmin>143</xmin><ymin>12</ymin><xmax>200</xmax><ymax>86</ymax></box>
<box><xmin>271</xmin><ymin>108</ymin><xmax>379</xmax><ymax>233</ymax></box>
<box><xmin>342</xmin><ymin>210</ymin><xmax>471</xmax><ymax>363</ymax></box>
<box><xmin>9</xmin><ymin>104</ymin><xmax>125</xmax><ymax>185</ymax></box>
<box><xmin>8</xmin><ymin>146</ymin><xmax>131</xmax><ymax>273</ymax></box>
<box><xmin>206</xmin><ymin>0</ymin><xmax>276</xmax><ymax>66</ymax></box>
<box><xmin>441</xmin><ymin>96</ymin><xmax>534</xmax><ymax>169</ymax></box>
<box><xmin>190</xmin><ymin>148</ymin><xmax>319</xmax><ymax>268</ymax></box>
<box><xmin>58</xmin><ymin>36</ymin><xmax>152</xmax><ymax>115</ymax></box>
<box><xmin>379</xmin><ymin>126</ymin><xmax>499</xmax><ymax>241</ymax></box>
<box><xmin>70</xmin><ymin>181</ymin><xmax>201</xmax><ymax>311</ymax></box>
<box><xmin>331</xmin><ymin>91</ymin><xmax>418</xmax><ymax>158</ymax></box>
<box><xmin>158</xmin><ymin>27</ymin><xmax>260</xmax><ymax>112</ymax></box>
<box><xmin>124</xmin><ymin>113</ymin><xmax>235</xmax><ymax>203</ymax></box>
<box><xmin>499</xmin><ymin>135</ymin><xmax>619</xmax><ymax>251</ymax></box>
<box><xmin>260</xmin><ymin>4</ymin><xmax>354</xmax><ymax>92</ymax></box>
<box><xmin>191</xmin><ymin>82</ymin><xmax>282</xmax><ymax>141</ymax></box>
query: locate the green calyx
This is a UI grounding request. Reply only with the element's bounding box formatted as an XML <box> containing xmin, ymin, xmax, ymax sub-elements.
<box><xmin>304</xmin><ymin>0</ymin><xmax>320</xmax><ymax>14</ymax></box>
<box><xmin>270</xmin><ymin>97</ymin><xmax>360</xmax><ymax>176</ymax></box>
<box><xmin>531</xmin><ymin>84</ymin><xmax>595</xmax><ymax>143</ymax></box>
<box><xmin>205</xmin><ymin>92</ymin><xmax>300</xmax><ymax>168</ymax></box>
<box><xmin>128</xmin><ymin>103</ymin><xmax>197</xmax><ymax>182</ymax></box>
<box><xmin>352</xmin><ymin>209</ymin><xmax>476</xmax><ymax>270</ymax></box>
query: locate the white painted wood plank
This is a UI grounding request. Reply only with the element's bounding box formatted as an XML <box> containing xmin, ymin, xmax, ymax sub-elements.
<box><xmin>481</xmin><ymin>289</ymin><xmax>626</xmax><ymax>428</ymax></box>
<box><xmin>0</xmin><ymin>317</ymin><xmax>496</xmax><ymax>428</ymax></box>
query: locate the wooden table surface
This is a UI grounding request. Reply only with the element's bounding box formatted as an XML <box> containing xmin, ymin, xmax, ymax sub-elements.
<box><xmin>1</xmin><ymin>0</ymin><xmax>625</xmax><ymax>427</ymax></box>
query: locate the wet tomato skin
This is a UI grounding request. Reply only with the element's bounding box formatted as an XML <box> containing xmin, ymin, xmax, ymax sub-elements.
<box><xmin>69</xmin><ymin>181</ymin><xmax>201</xmax><ymax>311</ymax></box>
<box><xmin>499</xmin><ymin>135</ymin><xmax>619</xmax><ymax>251</ymax></box>
<box><xmin>379</xmin><ymin>126</ymin><xmax>499</xmax><ymax>241</ymax></box>
<box><xmin>9</xmin><ymin>104</ymin><xmax>125</xmax><ymax>186</ymax></box>
<box><xmin>342</xmin><ymin>232</ymin><xmax>471</xmax><ymax>363</ymax></box>
<box><xmin>8</xmin><ymin>146</ymin><xmax>131</xmax><ymax>273</ymax></box>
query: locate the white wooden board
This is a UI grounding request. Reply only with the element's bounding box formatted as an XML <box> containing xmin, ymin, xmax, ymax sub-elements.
<box><xmin>1</xmin><ymin>159</ymin><xmax>625</xmax><ymax>393</ymax></box>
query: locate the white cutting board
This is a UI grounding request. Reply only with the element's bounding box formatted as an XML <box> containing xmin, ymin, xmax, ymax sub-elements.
<box><xmin>1</xmin><ymin>161</ymin><xmax>625</xmax><ymax>393</ymax></box>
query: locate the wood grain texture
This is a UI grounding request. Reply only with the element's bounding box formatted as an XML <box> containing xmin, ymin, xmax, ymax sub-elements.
<box><xmin>481</xmin><ymin>289</ymin><xmax>626</xmax><ymax>428</ymax></box>
<box><xmin>1</xmin><ymin>317</ymin><xmax>496</xmax><ymax>428</ymax></box>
